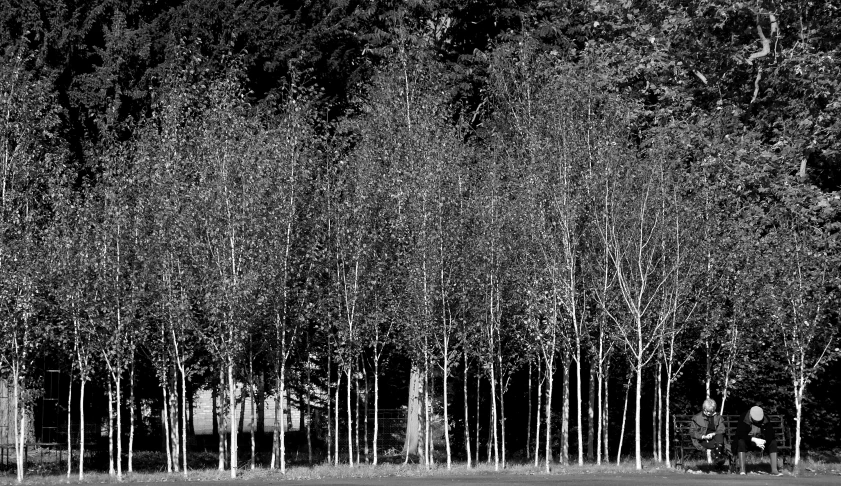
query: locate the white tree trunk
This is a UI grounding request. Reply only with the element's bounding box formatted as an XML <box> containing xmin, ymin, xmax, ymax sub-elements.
<box><xmin>334</xmin><ymin>368</ymin><xmax>340</xmax><ymax>465</ymax></box>
<box><xmin>162</xmin><ymin>386</ymin><xmax>172</xmax><ymax>473</ymax></box>
<box><xmin>544</xmin><ymin>366</ymin><xmax>554</xmax><ymax>473</ymax></box>
<box><xmin>665</xmin><ymin>376</ymin><xmax>672</xmax><ymax>468</ymax></box>
<box><xmin>794</xmin><ymin>385</ymin><xmax>803</xmax><ymax>467</ymax></box>
<box><xmin>474</xmin><ymin>373</ymin><xmax>480</xmax><ymax>465</ymax></box>
<box><xmin>346</xmin><ymin>367</ymin><xmax>354</xmax><ymax>468</ymax></box>
<box><xmin>527</xmin><ymin>362</ymin><xmax>532</xmax><ymax>461</ymax></box>
<box><xmin>116</xmin><ymin>373</ymin><xmax>123</xmax><ymax>480</ymax></box>
<box><xmin>180</xmin><ymin>365</ymin><xmax>187</xmax><ymax>475</ymax></box>
<box><xmin>249</xmin><ymin>359</ymin><xmax>256</xmax><ymax>470</ymax></box>
<box><xmin>575</xmin><ymin>342</ymin><xmax>583</xmax><ymax>466</ymax></box>
<box><xmin>280</xmin><ymin>360</ymin><xmax>287</xmax><ymax>473</ymax></box>
<box><xmin>617</xmin><ymin>374</ymin><xmax>630</xmax><ymax>465</ymax></box>
<box><xmin>79</xmin><ymin>379</ymin><xmax>86</xmax><ymax>480</ymax></box>
<box><xmin>107</xmin><ymin>378</ymin><xmax>115</xmax><ymax>476</ymax></box>
<box><xmin>462</xmin><ymin>351</ymin><xmax>470</xmax><ymax>468</ymax></box>
<box><xmin>655</xmin><ymin>361</ymin><xmax>662</xmax><ymax>463</ymax></box>
<box><xmin>129</xmin><ymin>359</ymin><xmax>134</xmax><ymax>474</ymax></box>
<box><xmin>443</xmin><ymin>353</ymin><xmax>451</xmax><ymax>469</ymax></box>
<box><xmin>634</xmin><ymin>353</ymin><xmax>642</xmax><ymax>470</ymax></box>
<box><xmin>67</xmin><ymin>370</ymin><xmax>73</xmax><ymax>478</ymax></box>
<box><xmin>374</xmin><ymin>358</ymin><xmax>379</xmax><ymax>466</ymax></box>
<box><xmin>13</xmin><ymin>366</ymin><xmax>23</xmax><ymax>483</ymax></box>
<box><xmin>596</xmin><ymin>357</ymin><xmax>603</xmax><ymax>465</ymax></box>
<box><xmin>489</xmin><ymin>363</ymin><xmax>499</xmax><ymax>471</ymax></box>
<box><xmin>228</xmin><ymin>361</ymin><xmax>237</xmax><ymax>479</ymax></box>
<box><xmin>603</xmin><ymin>364</ymin><xmax>610</xmax><ymax>461</ymax></box>
<box><xmin>534</xmin><ymin>366</ymin><xmax>542</xmax><ymax>467</ymax></box>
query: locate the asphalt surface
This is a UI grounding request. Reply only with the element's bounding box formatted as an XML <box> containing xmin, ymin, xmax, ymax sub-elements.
<box><xmin>124</xmin><ymin>472</ymin><xmax>841</xmax><ymax>486</ymax></box>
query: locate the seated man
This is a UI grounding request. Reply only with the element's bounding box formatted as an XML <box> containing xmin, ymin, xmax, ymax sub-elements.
<box><xmin>689</xmin><ymin>398</ymin><xmax>728</xmax><ymax>466</ymax></box>
<box><xmin>734</xmin><ymin>405</ymin><xmax>782</xmax><ymax>476</ymax></box>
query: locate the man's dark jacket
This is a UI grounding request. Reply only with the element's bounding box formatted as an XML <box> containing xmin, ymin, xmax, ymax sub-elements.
<box><xmin>734</xmin><ymin>410</ymin><xmax>775</xmax><ymax>445</ymax></box>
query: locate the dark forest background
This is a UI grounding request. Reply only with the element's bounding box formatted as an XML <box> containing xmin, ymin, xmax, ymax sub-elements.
<box><xmin>1</xmin><ymin>0</ymin><xmax>840</xmax><ymax>476</ymax></box>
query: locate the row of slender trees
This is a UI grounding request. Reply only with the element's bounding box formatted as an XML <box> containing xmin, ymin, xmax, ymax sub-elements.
<box><xmin>2</xmin><ymin>33</ymin><xmax>839</xmax><ymax>485</ymax></box>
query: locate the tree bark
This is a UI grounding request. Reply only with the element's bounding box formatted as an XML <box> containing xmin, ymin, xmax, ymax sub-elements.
<box><xmin>163</xmin><ymin>385</ymin><xmax>172</xmax><ymax>473</ymax></box>
<box><xmin>107</xmin><ymin>378</ymin><xmax>115</xmax><ymax>476</ymax></box>
<box><xmin>228</xmin><ymin>360</ymin><xmax>237</xmax><ymax>479</ymax></box>
<box><xmin>79</xmin><ymin>378</ymin><xmax>86</xmax><ymax>480</ymax></box>
<box><xmin>403</xmin><ymin>363</ymin><xmax>422</xmax><ymax>459</ymax></box>
<box><xmin>474</xmin><ymin>372</ymin><xmax>480</xmax><ymax>465</ymax></box>
<box><xmin>67</xmin><ymin>369</ymin><xmax>73</xmax><ymax>478</ymax></box>
<box><xmin>587</xmin><ymin>361</ymin><xmax>595</xmax><ymax>461</ymax></box>
<box><xmin>527</xmin><ymin>361</ymin><xmax>532</xmax><ymax>461</ymax></box>
<box><xmin>534</xmin><ymin>361</ymin><xmax>543</xmax><ymax>467</ymax></box>
<box><xmin>617</xmin><ymin>373</ymin><xmax>630</xmax><ymax>465</ymax></box>
<box><xmin>561</xmin><ymin>351</ymin><xmax>570</xmax><ymax>466</ymax></box>
<box><xmin>462</xmin><ymin>349</ymin><xmax>471</xmax><ymax>468</ymax></box>
<box><xmin>129</xmin><ymin>356</ymin><xmax>135</xmax><ymax>474</ymax></box>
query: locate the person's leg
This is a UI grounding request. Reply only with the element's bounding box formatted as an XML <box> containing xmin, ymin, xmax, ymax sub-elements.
<box><xmin>765</xmin><ymin>438</ymin><xmax>779</xmax><ymax>474</ymax></box>
<box><xmin>735</xmin><ymin>439</ymin><xmax>748</xmax><ymax>474</ymax></box>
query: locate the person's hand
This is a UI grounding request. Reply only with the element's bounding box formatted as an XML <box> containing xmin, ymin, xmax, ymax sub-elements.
<box><xmin>704</xmin><ymin>433</ymin><xmax>714</xmax><ymax>440</ymax></box>
<box><xmin>752</xmin><ymin>437</ymin><xmax>766</xmax><ymax>449</ymax></box>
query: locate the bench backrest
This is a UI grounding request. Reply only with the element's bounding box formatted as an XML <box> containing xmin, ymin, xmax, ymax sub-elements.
<box><xmin>672</xmin><ymin>414</ymin><xmax>789</xmax><ymax>449</ymax></box>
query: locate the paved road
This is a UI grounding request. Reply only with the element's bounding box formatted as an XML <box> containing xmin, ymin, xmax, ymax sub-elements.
<box><xmin>127</xmin><ymin>472</ymin><xmax>840</xmax><ymax>486</ymax></box>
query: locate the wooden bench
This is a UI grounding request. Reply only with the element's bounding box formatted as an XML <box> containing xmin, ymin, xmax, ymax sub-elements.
<box><xmin>673</xmin><ymin>414</ymin><xmax>791</xmax><ymax>470</ymax></box>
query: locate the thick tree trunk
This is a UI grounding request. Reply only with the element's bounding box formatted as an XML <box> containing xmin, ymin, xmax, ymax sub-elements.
<box><xmin>561</xmin><ymin>352</ymin><xmax>570</xmax><ymax>466</ymax></box>
<box><xmin>403</xmin><ymin>363</ymin><xmax>422</xmax><ymax>459</ymax></box>
<box><xmin>462</xmin><ymin>350</ymin><xmax>471</xmax><ymax>468</ymax></box>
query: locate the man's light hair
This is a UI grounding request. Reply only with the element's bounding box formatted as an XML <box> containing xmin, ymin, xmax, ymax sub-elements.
<box><xmin>702</xmin><ymin>398</ymin><xmax>717</xmax><ymax>413</ymax></box>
